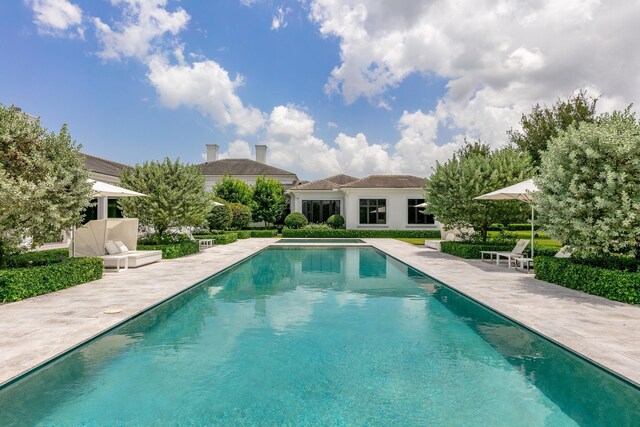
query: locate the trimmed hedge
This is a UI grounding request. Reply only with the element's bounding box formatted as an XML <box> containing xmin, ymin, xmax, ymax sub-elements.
<box><xmin>228</xmin><ymin>230</ymin><xmax>250</xmax><ymax>239</ymax></box>
<box><xmin>193</xmin><ymin>233</ymin><xmax>239</xmax><ymax>245</ymax></box>
<box><xmin>440</xmin><ymin>242</ymin><xmax>515</xmax><ymax>259</ymax></box>
<box><xmin>4</xmin><ymin>249</ymin><xmax>69</xmax><ymax>268</ymax></box>
<box><xmin>441</xmin><ymin>242</ymin><xmax>557</xmax><ymax>259</ymax></box>
<box><xmin>137</xmin><ymin>241</ymin><xmax>200</xmax><ymax>259</ymax></box>
<box><xmin>534</xmin><ymin>256</ymin><xmax>640</xmax><ymax>304</ymax></box>
<box><xmin>250</xmin><ymin>229</ymin><xmax>278</xmax><ymax>238</ymax></box>
<box><xmin>0</xmin><ymin>257</ymin><xmax>103</xmax><ymax>303</ymax></box>
<box><xmin>281</xmin><ymin>228</ymin><xmax>441</xmax><ymax>238</ymax></box>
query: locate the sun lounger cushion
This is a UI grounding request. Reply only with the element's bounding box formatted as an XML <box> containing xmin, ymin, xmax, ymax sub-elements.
<box><xmin>105</xmin><ymin>241</ymin><xmax>120</xmax><ymax>255</ymax></box>
<box><xmin>102</xmin><ymin>250</ymin><xmax>162</xmax><ymax>269</ymax></box>
<box><xmin>114</xmin><ymin>240</ymin><xmax>129</xmax><ymax>253</ymax></box>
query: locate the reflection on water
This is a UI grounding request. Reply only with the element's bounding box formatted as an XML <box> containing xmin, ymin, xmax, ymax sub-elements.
<box><xmin>0</xmin><ymin>248</ymin><xmax>638</xmax><ymax>426</ymax></box>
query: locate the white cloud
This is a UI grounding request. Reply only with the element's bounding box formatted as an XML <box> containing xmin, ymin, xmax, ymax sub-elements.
<box><xmin>271</xmin><ymin>5</ymin><xmax>289</xmax><ymax>30</ymax></box>
<box><xmin>147</xmin><ymin>56</ymin><xmax>266</xmax><ymax>135</ymax></box>
<box><xmin>220</xmin><ymin>139</ymin><xmax>252</xmax><ymax>159</ymax></box>
<box><xmin>310</xmin><ymin>0</ymin><xmax>640</xmax><ymax>147</ymax></box>
<box><xmin>26</xmin><ymin>0</ymin><xmax>83</xmax><ymax>38</ymax></box>
<box><xmin>93</xmin><ymin>0</ymin><xmax>189</xmax><ymax>61</ymax></box>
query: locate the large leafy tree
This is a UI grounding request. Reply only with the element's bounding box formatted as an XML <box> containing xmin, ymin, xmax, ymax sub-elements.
<box><xmin>536</xmin><ymin>109</ymin><xmax>640</xmax><ymax>256</ymax></box>
<box><xmin>508</xmin><ymin>91</ymin><xmax>598</xmax><ymax>166</ymax></box>
<box><xmin>425</xmin><ymin>145</ymin><xmax>534</xmax><ymax>241</ymax></box>
<box><xmin>119</xmin><ymin>158</ymin><xmax>210</xmax><ymax>236</ymax></box>
<box><xmin>252</xmin><ymin>175</ymin><xmax>286</xmax><ymax>227</ymax></box>
<box><xmin>0</xmin><ymin>105</ymin><xmax>92</xmax><ymax>266</ymax></box>
<box><xmin>213</xmin><ymin>175</ymin><xmax>253</xmax><ymax>205</ymax></box>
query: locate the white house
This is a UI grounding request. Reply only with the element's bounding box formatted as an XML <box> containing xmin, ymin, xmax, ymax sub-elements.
<box><xmin>198</xmin><ymin>144</ymin><xmax>299</xmax><ymax>191</ymax></box>
<box><xmin>288</xmin><ymin>174</ymin><xmax>440</xmax><ymax>230</ymax></box>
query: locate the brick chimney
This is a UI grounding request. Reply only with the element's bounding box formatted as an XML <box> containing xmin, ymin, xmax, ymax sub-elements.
<box><xmin>255</xmin><ymin>144</ymin><xmax>267</xmax><ymax>163</ymax></box>
<box><xmin>206</xmin><ymin>144</ymin><xmax>219</xmax><ymax>163</ymax></box>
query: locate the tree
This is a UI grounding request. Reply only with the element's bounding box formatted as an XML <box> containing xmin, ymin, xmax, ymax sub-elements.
<box><xmin>0</xmin><ymin>105</ymin><xmax>92</xmax><ymax>266</ymax></box>
<box><xmin>252</xmin><ymin>175</ymin><xmax>286</xmax><ymax>227</ymax></box>
<box><xmin>208</xmin><ymin>198</ymin><xmax>233</xmax><ymax>230</ymax></box>
<box><xmin>536</xmin><ymin>109</ymin><xmax>640</xmax><ymax>256</ymax></box>
<box><xmin>118</xmin><ymin>158</ymin><xmax>210</xmax><ymax>236</ymax></box>
<box><xmin>229</xmin><ymin>203</ymin><xmax>252</xmax><ymax>229</ymax></box>
<box><xmin>213</xmin><ymin>175</ymin><xmax>253</xmax><ymax>205</ymax></box>
<box><xmin>425</xmin><ymin>146</ymin><xmax>534</xmax><ymax>241</ymax></box>
<box><xmin>508</xmin><ymin>91</ymin><xmax>598</xmax><ymax>166</ymax></box>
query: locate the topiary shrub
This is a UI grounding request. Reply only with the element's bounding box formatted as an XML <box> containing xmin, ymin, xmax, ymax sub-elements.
<box><xmin>327</xmin><ymin>214</ymin><xmax>345</xmax><ymax>229</ymax></box>
<box><xmin>229</xmin><ymin>203</ymin><xmax>253</xmax><ymax>229</ymax></box>
<box><xmin>284</xmin><ymin>212</ymin><xmax>308</xmax><ymax>229</ymax></box>
<box><xmin>0</xmin><ymin>257</ymin><xmax>103</xmax><ymax>303</ymax></box>
<box><xmin>208</xmin><ymin>201</ymin><xmax>232</xmax><ymax>231</ymax></box>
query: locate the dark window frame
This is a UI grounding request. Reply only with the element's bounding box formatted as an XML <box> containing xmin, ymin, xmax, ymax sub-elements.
<box><xmin>301</xmin><ymin>200</ymin><xmax>341</xmax><ymax>223</ymax></box>
<box><xmin>359</xmin><ymin>198</ymin><xmax>387</xmax><ymax>225</ymax></box>
<box><xmin>407</xmin><ymin>198</ymin><xmax>435</xmax><ymax>225</ymax></box>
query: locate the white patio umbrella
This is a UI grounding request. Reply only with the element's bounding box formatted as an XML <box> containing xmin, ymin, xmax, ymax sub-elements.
<box><xmin>72</xmin><ymin>180</ymin><xmax>147</xmax><ymax>257</ymax></box>
<box><xmin>414</xmin><ymin>202</ymin><xmax>428</xmax><ymax>208</ymax></box>
<box><xmin>474</xmin><ymin>179</ymin><xmax>538</xmax><ymax>258</ymax></box>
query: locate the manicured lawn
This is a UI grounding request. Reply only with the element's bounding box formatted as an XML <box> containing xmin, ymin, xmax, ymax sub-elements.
<box><xmin>395</xmin><ymin>237</ymin><xmax>439</xmax><ymax>245</ymax></box>
<box><xmin>488</xmin><ymin>230</ymin><xmax>561</xmax><ymax>247</ymax></box>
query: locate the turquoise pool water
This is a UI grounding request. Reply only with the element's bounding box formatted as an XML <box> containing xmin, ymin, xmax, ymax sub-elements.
<box><xmin>0</xmin><ymin>247</ymin><xmax>639</xmax><ymax>426</ymax></box>
<box><xmin>277</xmin><ymin>238</ymin><xmax>365</xmax><ymax>243</ymax></box>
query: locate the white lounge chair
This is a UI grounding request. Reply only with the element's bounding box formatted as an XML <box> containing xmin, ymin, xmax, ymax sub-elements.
<box><xmin>515</xmin><ymin>245</ymin><xmax>574</xmax><ymax>273</ymax></box>
<box><xmin>102</xmin><ymin>240</ymin><xmax>162</xmax><ymax>271</ymax></box>
<box><xmin>480</xmin><ymin>239</ymin><xmax>530</xmax><ymax>267</ymax></box>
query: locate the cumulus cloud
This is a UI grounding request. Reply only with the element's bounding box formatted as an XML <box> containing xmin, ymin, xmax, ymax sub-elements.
<box><xmin>220</xmin><ymin>139</ymin><xmax>253</xmax><ymax>159</ymax></box>
<box><xmin>263</xmin><ymin>105</ymin><xmax>457</xmax><ymax>178</ymax></box>
<box><xmin>26</xmin><ymin>0</ymin><xmax>84</xmax><ymax>38</ymax></box>
<box><xmin>93</xmin><ymin>0</ymin><xmax>189</xmax><ymax>61</ymax></box>
<box><xmin>310</xmin><ymin>0</ymin><xmax>640</xmax><ymax>147</ymax></box>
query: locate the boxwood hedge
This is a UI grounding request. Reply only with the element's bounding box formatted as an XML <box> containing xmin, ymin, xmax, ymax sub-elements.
<box><xmin>0</xmin><ymin>257</ymin><xmax>103</xmax><ymax>303</ymax></box>
<box><xmin>281</xmin><ymin>228</ymin><xmax>441</xmax><ymax>239</ymax></box>
<box><xmin>4</xmin><ymin>249</ymin><xmax>69</xmax><ymax>268</ymax></box>
<box><xmin>534</xmin><ymin>256</ymin><xmax>640</xmax><ymax>304</ymax></box>
<box><xmin>249</xmin><ymin>229</ymin><xmax>278</xmax><ymax>238</ymax></box>
<box><xmin>193</xmin><ymin>233</ymin><xmax>239</xmax><ymax>245</ymax></box>
<box><xmin>440</xmin><ymin>242</ymin><xmax>516</xmax><ymax>259</ymax></box>
<box><xmin>137</xmin><ymin>241</ymin><xmax>200</xmax><ymax>259</ymax></box>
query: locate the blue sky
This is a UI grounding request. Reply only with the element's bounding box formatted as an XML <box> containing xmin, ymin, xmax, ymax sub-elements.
<box><xmin>2</xmin><ymin>1</ymin><xmax>638</xmax><ymax>179</ymax></box>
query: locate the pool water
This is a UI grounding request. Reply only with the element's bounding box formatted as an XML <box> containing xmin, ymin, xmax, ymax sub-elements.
<box><xmin>277</xmin><ymin>238</ymin><xmax>365</xmax><ymax>243</ymax></box>
<box><xmin>0</xmin><ymin>247</ymin><xmax>639</xmax><ymax>426</ymax></box>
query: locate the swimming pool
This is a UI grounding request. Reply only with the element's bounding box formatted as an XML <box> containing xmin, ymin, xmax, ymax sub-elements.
<box><xmin>277</xmin><ymin>238</ymin><xmax>365</xmax><ymax>243</ymax></box>
<box><xmin>0</xmin><ymin>247</ymin><xmax>638</xmax><ymax>425</ymax></box>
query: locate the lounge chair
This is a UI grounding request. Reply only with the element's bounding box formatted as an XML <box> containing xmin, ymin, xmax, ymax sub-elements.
<box><xmin>515</xmin><ymin>246</ymin><xmax>574</xmax><ymax>273</ymax></box>
<box><xmin>102</xmin><ymin>240</ymin><xmax>162</xmax><ymax>271</ymax></box>
<box><xmin>480</xmin><ymin>239</ymin><xmax>530</xmax><ymax>267</ymax></box>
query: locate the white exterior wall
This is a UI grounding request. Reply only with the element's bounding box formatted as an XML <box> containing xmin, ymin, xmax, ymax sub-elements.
<box><xmin>342</xmin><ymin>188</ymin><xmax>440</xmax><ymax>230</ymax></box>
<box><xmin>204</xmin><ymin>174</ymin><xmax>297</xmax><ymax>191</ymax></box>
<box><xmin>289</xmin><ymin>187</ymin><xmax>440</xmax><ymax>230</ymax></box>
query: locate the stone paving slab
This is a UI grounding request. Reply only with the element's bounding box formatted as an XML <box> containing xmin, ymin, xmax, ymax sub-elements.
<box><xmin>0</xmin><ymin>239</ymin><xmax>276</xmax><ymax>386</ymax></box>
<box><xmin>366</xmin><ymin>239</ymin><xmax>640</xmax><ymax>387</ymax></box>
<box><xmin>2</xmin><ymin>238</ymin><xmax>640</xmax><ymax>390</ymax></box>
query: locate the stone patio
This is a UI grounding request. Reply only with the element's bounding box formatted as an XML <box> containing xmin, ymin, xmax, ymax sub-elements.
<box><xmin>1</xmin><ymin>238</ymin><xmax>639</xmax><ymax>388</ymax></box>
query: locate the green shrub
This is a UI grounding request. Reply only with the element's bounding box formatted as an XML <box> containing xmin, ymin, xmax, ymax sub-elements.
<box><xmin>138</xmin><ymin>233</ymin><xmax>191</xmax><ymax>245</ymax></box>
<box><xmin>227</xmin><ymin>230</ymin><xmax>250</xmax><ymax>239</ymax></box>
<box><xmin>250</xmin><ymin>230</ymin><xmax>278</xmax><ymax>238</ymax></box>
<box><xmin>229</xmin><ymin>203</ymin><xmax>253</xmax><ymax>229</ymax></box>
<box><xmin>534</xmin><ymin>256</ymin><xmax>640</xmax><ymax>304</ymax></box>
<box><xmin>213</xmin><ymin>233</ymin><xmax>238</xmax><ymax>245</ymax></box>
<box><xmin>440</xmin><ymin>242</ymin><xmax>515</xmax><ymax>259</ymax></box>
<box><xmin>284</xmin><ymin>212</ymin><xmax>308</xmax><ymax>229</ymax></box>
<box><xmin>3</xmin><ymin>249</ymin><xmax>69</xmax><ymax>269</ymax></box>
<box><xmin>137</xmin><ymin>241</ymin><xmax>200</xmax><ymax>259</ymax></box>
<box><xmin>0</xmin><ymin>257</ymin><xmax>103</xmax><ymax>303</ymax></box>
<box><xmin>208</xmin><ymin>202</ymin><xmax>232</xmax><ymax>231</ymax></box>
<box><xmin>281</xmin><ymin>228</ymin><xmax>441</xmax><ymax>239</ymax></box>
<box><xmin>327</xmin><ymin>214</ymin><xmax>345</xmax><ymax>229</ymax></box>
<box><xmin>303</xmin><ymin>223</ymin><xmax>331</xmax><ymax>229</ymax></box>
<box><xmin>508</xmin><ymin>223</ymin><xmax>539</xmax><ymax>231</ymax></box>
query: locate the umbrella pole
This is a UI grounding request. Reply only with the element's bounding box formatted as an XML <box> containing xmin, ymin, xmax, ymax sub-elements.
<box><xmin>531</xmin><ymin>204</ymin><xmax>535</xmax><ymax>259</ymax></box>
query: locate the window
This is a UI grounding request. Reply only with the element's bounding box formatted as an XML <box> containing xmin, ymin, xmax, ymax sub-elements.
<box><xmin>408</xmin><ymin>199</ymin><xmax>434</xmax><ymax>225</ymax></box>
<box><xmin>301</xmin><ymin>200</ymin><xmax>340</xmax><ymax>223</ymax></box>
<box><xmin>359</xmin><ymin>199</ymin><xmax>386</xmax><ymax>224</ymax></box>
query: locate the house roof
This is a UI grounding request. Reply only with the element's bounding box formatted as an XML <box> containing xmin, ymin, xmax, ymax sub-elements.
<box><xmin>82</xmin><ymin>153</ymin><xmax>131</xmax><ymax>178</ymax></box>
<box><xmin>291</xmin><ymin>174</ymin><xmax>359</xmax><ymax>190</ymax></box>
<box><xmin>340</xmin><ymin>175</ymin><xmax>426</xmax><ymax>189</ymax></box>
<box><xmin>199</xmin><ymin>158</ymin><xmax>298</xmax><ymax>178</ymax></box>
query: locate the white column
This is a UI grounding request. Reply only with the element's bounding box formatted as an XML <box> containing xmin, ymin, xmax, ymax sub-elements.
<box><xmin>97</xmin><ymin>197</ymin><xmax>109</xmax><ymax>219</ymax></box>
